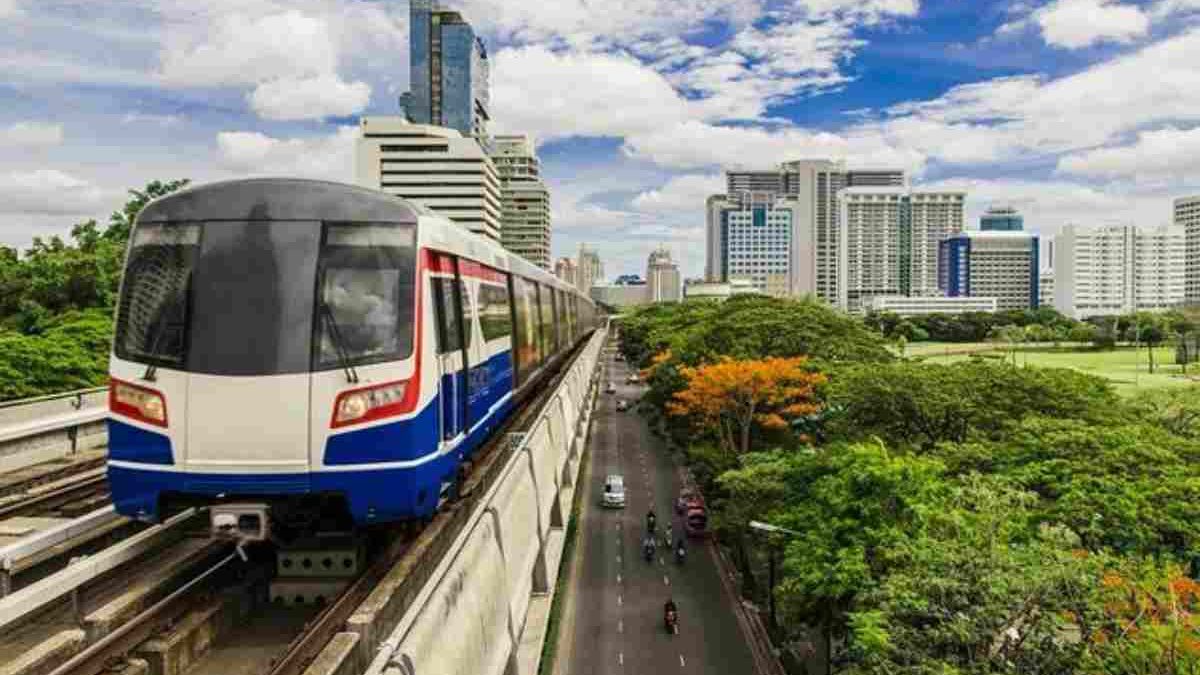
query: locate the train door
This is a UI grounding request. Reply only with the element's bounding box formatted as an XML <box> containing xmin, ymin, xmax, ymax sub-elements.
<box><xmin>432</xmin><ymin>254</ymin><xmax>469</xmax><ymax>444</ymax></box>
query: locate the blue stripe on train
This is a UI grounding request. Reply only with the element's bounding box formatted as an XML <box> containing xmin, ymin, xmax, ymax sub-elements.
<box><xmin>107</xmin><ymin>419</ymin><xmax>174</xmax><ymax>465</ymax></box>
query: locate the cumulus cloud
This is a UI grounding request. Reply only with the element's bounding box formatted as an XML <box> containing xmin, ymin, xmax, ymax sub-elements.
<box><xmin>159</xmin><ymin>8</ymin><xmax>370</xmax><ymax>120</ymax></box>
<box><xmin>0</xmin><ymin>169</ymin><xmax>113</xmax><ymax>215</ymax></box>
<box><xmin>248</xmin><ymin>74</ymin><xmax>371</xmax><ymax>121</ymax></box>
<box><xmin>491</xmin><ymin>46</ymin><xmax>688</xmax><ymax>140</ymax></box>
<box><xmin>215</xmin><ymin>126</ymin><xmax>357</xmax><ymax>180</ymax></box>
<box><xmin>0</xmin><ymin>0</ymin><xmax>19</xmax><ymax>18</ymax></box>
<box><xmin>1056</xmin><ymin>126</ymin><xmax>1200</xmax><ymax>181</ymax></box>
<box><xmin>1034</xmin><ymin>0</ymin><xmax>1150</xmax><ymax>49</ymax></box>
<box><xmin>0</xmin><ymin>121</ymin><xmax>63</xmax><ymax>147</ymax></box>
<box><xmin>631</xmin><ymin>174</ymin><xmax>725</xmax><ymax>212</ymax></box>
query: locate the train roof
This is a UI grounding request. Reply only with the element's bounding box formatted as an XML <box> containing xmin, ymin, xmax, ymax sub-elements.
<box><xmin>138</xmin><ymin>178</ymin><xmax>421</xmax><ymax>224</ymax></box>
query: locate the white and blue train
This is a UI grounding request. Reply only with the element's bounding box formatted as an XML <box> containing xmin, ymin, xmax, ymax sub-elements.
<box><xmin>106</xmin><ymin>178</ymin><xmax>596</xmax><ymax>536</ymax></box>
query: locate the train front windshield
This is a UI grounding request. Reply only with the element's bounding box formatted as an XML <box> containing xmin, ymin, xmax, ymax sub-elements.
<box><xmin>114</xmin><ymin>221</ymin><xmax>416</xmax><ymax>375</ymax></box>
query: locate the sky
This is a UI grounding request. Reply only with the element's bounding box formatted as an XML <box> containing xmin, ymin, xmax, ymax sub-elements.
<box><xmin>1</xmin><ymin>0</ymin><xmax>1199</xmax><ymax>279</ymax></box>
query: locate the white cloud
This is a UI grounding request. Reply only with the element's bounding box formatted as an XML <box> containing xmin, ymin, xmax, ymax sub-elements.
<box><xmin>215</xmin><ymin>126</ymin><xmax>357</xmax><ymax>181</ymax></box>
<box><xmin>796</xmin><ymin>0</ymin><xmax>919</xmax><ymax>22</ymax></box>
<box><xmin>0</xmin><ymin>121</ymin><xmax>63</xmax><ymax>147</ymax></box>
<box><xmin>623</xmin><ymin>120</ymin><xmax>926</xmax><ymax>174</ymax></box>
<box><xmin>0</xmin><ymin>0</ymin><xmax>19</xmax><ymax>18</ymax></box>
<box><xmin>492</xmin><ymin>46</ymin><xmax>688</xmax><ymax>140</ymax></box>
<box><xmin>862</xmin><ymin>29</ymin><xmax>1200</xmax><ymax>166</ymax></box>
<box><xmin>248</xmin><ymin>74</ymin><xmax>371</xmax><ymax>121</ymax></box>
<box><xmin>1034</xmin><ymin>0</ymin><xmax>1149</xmax><ymax>49</ymax></box>
<box><xmin>121</xmin><ymin>112</ymin><xmax>183</xmax><ymax>127</ymax></box>
<box><xmin>0</xmin><ymin>169</ymin><xmax>112</xmax><ymax>215</ymax></box>
<box><xmin>1056</xmin><ymin>126</ymin><xmax>1200</xmax><ymax>181</ymax></box>
<box><xmin>631</xmin><ymin>174</ymin><xmax>725</xmax><ymax>212</ymax></box>
<box><xmin>158</xmin><ymin>7</ymin><xmax>371</xmax><ymax>120</ymax></box>
<box><xmin>923</xmin><ymin>176</ymin><xmax>1174</xmax><ymax>231</ymax></box>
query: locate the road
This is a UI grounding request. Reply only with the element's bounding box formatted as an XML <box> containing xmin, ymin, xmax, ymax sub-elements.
<box><xmin>559</xmin><ymin>344</ymin><xmax>758</xmax><ymax>675</ymax></box>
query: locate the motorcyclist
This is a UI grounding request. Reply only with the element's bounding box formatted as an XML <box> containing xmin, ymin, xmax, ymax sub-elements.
<box><xmin>646</xmin><ymin>509</ymin><xmax>657</xmax><ymax>534</ymax></box>
<box><xmin>643</xmin><ymin>534</ymin><xmax>656</xmax><ymax>560</ymax></box>
<box><xmin>664</xmin><ymin>521</ymin><xmax>673</xmax><ymax>547</ymax></box>
<box><xmin>675</xmin><ymin>538</ymin><xmax>686</xmax><ymax>563</ymax></box>
<box><xmin>664</xmin><ymin>597</ymin><xmax>679</xmax><ymax>632</ymax></box>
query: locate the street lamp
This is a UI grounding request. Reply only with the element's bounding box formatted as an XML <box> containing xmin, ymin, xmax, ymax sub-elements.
<box><xmin>747</xmin><ymin>520</ymin><xmax>801</xmax><ymax>632</ymax></box>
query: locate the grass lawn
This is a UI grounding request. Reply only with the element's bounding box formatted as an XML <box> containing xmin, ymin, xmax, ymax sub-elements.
<box><xmin>916</xmin><ymin>345</ymin><xmax>1200</xmax><ymax>396</ymax></box>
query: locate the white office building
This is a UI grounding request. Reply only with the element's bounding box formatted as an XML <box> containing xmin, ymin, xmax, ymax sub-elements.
<box><xmin>1054</xmin><ymin>223</ymin><xmax>1186</xmax><ymax>318</ymax></box>
<box><xmin>1177</xmin><ymin>196</ymin><xmax>1200</xmax><ymax>305</ymax></box>
<box><xmin>553</xmin><ymin>257</ymin><xmax>578</xmax><ymax>287</ymax></box>
<box><xmin>1040</xmin><ymin>270</ymin><xmax>1055</xmax><ymax>310</ymax></box>
<box><xmin>577</xmin><ymin>244</ymin><xmax>604</xmax><ymax>292</ymax></box>
<box><xmin>705</xmin><ymin>194</ymin><xmax>812</xmax><ymax>297</ymax></box>
<box><xmin>356</xmin><ymin>117</ymin><xmax>502</xmax><ymax>241</ymax></box>
<box><xmin>646</xmin><ymin>248</ymin><xmax>682</xmax><ymax>303</ymax></box>
<box><xmin>939</xmin><ymin>231</ymin><xmax>1041</xmax><ymax>311</ymax></box>
<box><xmin>491</xmin><ymin>135</ymin><xmax>551</xmax><ymax>269</ymax></box>
<box><xmin>716</xmin><ymin>161</ymin><xmax>905</xmax><ymax>304</ymax></box>
<box><xmin>837</xmin><ymin>188</ymin><xmax>966</xmax><ymax>312</ymax></box>
<box><xmin>867</xmin><ymin>295</ymin><xmax>997</xmax><ymax>316</ymax></box>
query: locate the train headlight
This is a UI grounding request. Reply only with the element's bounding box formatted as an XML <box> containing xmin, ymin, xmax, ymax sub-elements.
<box><xmin>331</xmin><ymin>381</ymin><xmax>411</xmax><ymax>428</ymax></box>
<box><xmin>110</xmin><ymin>379</ymin><xmax>169</xmax><ymax>427</ymax></box>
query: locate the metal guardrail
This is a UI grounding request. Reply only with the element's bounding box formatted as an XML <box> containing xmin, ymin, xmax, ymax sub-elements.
<box><xmin>0</xmin><ymin>387</ymin><xmax>108</xmax><ymax>474</ymax></box>
<box><xmin>0</xmin><ymin>505</ymin><xmax>124</xmax><ymax>596</ymax></box>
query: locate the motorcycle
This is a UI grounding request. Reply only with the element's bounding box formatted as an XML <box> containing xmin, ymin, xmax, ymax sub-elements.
<box><xmin>674</xmin><ymin>543</ymin><xmax>686</xmax><ymax>565</ymax></box>
<box><xmin>643</xmin><ymin>539</ymin><xmax>656</xmax><ymax>562</ymax></box>
<box><xmin>664</xmin><ymin>609</ymin><xmax>679</xmax><ymax>635</ymax></box>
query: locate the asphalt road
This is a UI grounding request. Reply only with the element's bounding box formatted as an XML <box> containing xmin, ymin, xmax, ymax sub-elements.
<box><xmin>560</xmin><ymin>344</ymin><xmax>757</xmax><ymax>675</ymax></box>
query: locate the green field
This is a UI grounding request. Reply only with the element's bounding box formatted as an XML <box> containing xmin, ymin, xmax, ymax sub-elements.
<box><xmin>914</xmin><ymin>344</ymin><xmax>1200</xmax><ymax>396</ymax></box>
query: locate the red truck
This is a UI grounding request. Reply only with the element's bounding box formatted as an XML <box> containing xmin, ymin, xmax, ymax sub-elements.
<box><xmin>675</xmin><ymin>489</ymin><xmax>709</xmax><ymax>538</ymax></box>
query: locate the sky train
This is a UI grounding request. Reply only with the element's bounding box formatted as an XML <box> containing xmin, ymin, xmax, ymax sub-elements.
<box><xmin>106</xmin><ymin>178</ymin><xmax>597</xmax><ymax>537</ymax></box>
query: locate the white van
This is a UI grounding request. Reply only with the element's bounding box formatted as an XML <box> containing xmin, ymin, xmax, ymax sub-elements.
<box><xmin>602</xmin><ymin>475</ymin><xmax>626</xmax><ymax>508</ymax></box>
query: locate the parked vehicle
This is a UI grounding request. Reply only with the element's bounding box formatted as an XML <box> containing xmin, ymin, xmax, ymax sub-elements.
<box><xmin>616</xmin><ymin>399</ymin><xmax>629</xmax><ymax>412</ymax></box>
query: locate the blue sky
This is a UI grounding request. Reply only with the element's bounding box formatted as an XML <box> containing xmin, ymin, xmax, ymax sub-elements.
<box><xmin>1</xmin><ymin>0</ymin><xmax>1199</xmax><ymax>279</ymax></box>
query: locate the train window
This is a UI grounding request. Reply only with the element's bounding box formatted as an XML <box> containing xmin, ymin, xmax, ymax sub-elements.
<box><xmin>458</xmin><ymin>279</ymin><xmax>475</xmax><ymax>348</ymax></box>
<box><xmin>114</xmin><ymin>223</ymin><xmax>200</xmax><ymax>367</ymax></box>
<box><xmin>555</xmin><ymin>288</ymin><xmax>568</xmax><ymax>340</ymax></box>
<box><xmin>512</xmin><ymin>277</ymin><xmax>539</xmax><ymax>384</ymax></box>
<box><xmin>536</xmin><ymin>283</ymin><xmax>554</xmax><ymax>356</ymax></box>
<box><xmin>432</xmin><ymin>277</ymin><xmax>462</xmax><ymax>355</ymax></box>
<box><xmin>315</xmin><ymin>224</ymin><xmax>416</xmax><ymax>369</ymax></box>
<box><xmin>477</xmin><ymin>281</ymin><xmax>512</xmax><ymax>342</ymax></box>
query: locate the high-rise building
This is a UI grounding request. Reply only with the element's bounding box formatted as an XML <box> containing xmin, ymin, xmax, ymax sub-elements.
<box><xmin>1040</xmin><ymin>270</ymin><xmax>1055</xmax><ymax>310</ymax></box>
<box><xmin>554</xmin><ymin>257</ymin><xmax>578</xmax><ymax>286</ymax></box>
<box><xmin>980</xmin><ymin>206</ymin><xmax>1024</xmax><ymax>231</ymax></box>
<box><xmin>491</xmin><ymin>135</ymin><xmax>550</xmax><ymax>269</ymax></box>
<box><xmin>705</xmin><ymin>193</ymin><xmax>813</xmax><ymax>297</ymax></box>
<box><xmin>646</xmin><ymin>248</ymin><xmax>682</xmax><ymax>303</ymax></box>
<box><xmin>707</xmin><ymin>161</ymin><xmax>904</xmax><ymax>302</ymax></box>
<box><xmin>577</xmin><ymin>245</ymin><xmax>604</xmax><ymax>292</ymax></box>
<box><xmin>402</xmin><ymin>0</ymin><xmax>491</xmax><ymax>142</ymax></box>
<box><xmin>1054</xmin><ymin>224</ymin><xmax>1186</xmax><ymax>318</ymax></box>
<box><xmin>939</xmin><ymin>231</ymin><xmax>1040</xmax><ymax>311</ymax></box>
<box><xmin>356</xmin><ymin>117</ymin><xmax>502</xmax><ymax>241</ymax></box>
<box><xmin>1177</xmin><ymin>196</ymin><xmax>1200</xmax><ymax>305</ymax></box>
<box><xmin>837</xmin><ymin>187</ymin><xmax>966</xmax><ymax>312</ymax></box>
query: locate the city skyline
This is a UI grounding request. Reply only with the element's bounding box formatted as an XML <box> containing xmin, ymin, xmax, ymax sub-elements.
<box><xmin>0</xmin><ymin>2</ymin><xmax>1199</xmax><ymax>280</ymax></box>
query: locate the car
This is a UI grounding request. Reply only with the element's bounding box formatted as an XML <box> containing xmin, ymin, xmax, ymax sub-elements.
<box><xmin>606</xmin><ymin>383</ymin><xmax>616</xmax><ymax>394</ymax></box>
<box><xmin>615</xmin><ymin>354</ymin><xmax>625</xmax><ymax>362</ymax></box>
<box><xmin>602</xmin><ymin>475</ymin><xmax>626</xmax><ymax>508</ymax></box>
<box><xmin>626</xmin><ymin>373</ymin><xmax>639</xmax><ymax>384</ymax></box>
<box><xmin>616</xmin><ymin>400</ymin><xmax>629</xmax><ymax>412</ymax></box>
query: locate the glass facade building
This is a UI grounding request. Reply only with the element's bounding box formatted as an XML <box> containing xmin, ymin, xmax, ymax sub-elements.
<box><xmin>980</xmin><ymin>206</ymin><xmax>1024</xmax><ymax>231</ymax></box>
<box><xmin>404</xmin><ymin>0</ymin><xmax>491</xmax><ymax>142</ymax></box>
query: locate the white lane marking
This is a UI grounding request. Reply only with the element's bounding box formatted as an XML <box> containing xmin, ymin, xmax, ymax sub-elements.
<box><xmin>618</xmin><ymin>594</ymin><xmax>623</xmax><ymax>606</ymax></box>
<box><xmin>617</xmin><ymin>573</ymin><xmax>622</xmax><ymax>584</ymax></box>
<box><xmin>659</xmin><ymin>557</ymin><xmax>665</xmax><ymax>566</ymax></box>
<box><xmin>617</xmin><ymin>554</ymin><xmax>622</xmax><ymax>564</ymax></box>
<box><xmin>619</xmin><ymin>652</ymin><xmax>624</xmax><ymax>666</ymax></box>
<box><xmin>664</xmin><ymin>575</ymin><xmax>671</xmax><ymax>586</ymax></box>
<box><xmin>618</xmin><ymin>619</ymin><xmax>624</xmax><ymax>633</ymax></box>
<box><xmin>680</xmin><ymin>655</ymin><xmax>686</xmax><ymax>667</ymax></box>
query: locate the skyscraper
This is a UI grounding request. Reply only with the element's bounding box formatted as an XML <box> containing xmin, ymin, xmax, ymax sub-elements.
<box><xmin>837</xmin><ymin>188</ymin><xmax>966</xmax><ymax>312</ymax></box>
<box><xmin>356</xmin><ymin>117</ymin><xmax>503</xmax><ymax>241</ymax></box>
<box><xmin>1177</xmin><ymin>196</ymin><xmax>1200</xmax><ymax>305</ymax></box>
<box><xmin>577</xmin><ymin>245</ymin><xmax>604</xmax><ymax>292</ymax></box>
<box><xmin>980</xmin><ymin>206</ymin><xmax>1024</xmax><ymax>231</ymax></box>
<box><xmin>709</xmin><ymin>161</ymin><xmax>905</xmax><ymax>303</ymax></box>
<box><xmin>403</xmin><ymin>0</ymin><xmax>491</xmax><ymax>142</ymax></box>
<box><xmin>1054</xmin><ymin>223</ymin><xmax>1186</xmax><ymax>318</ymax></box>
<box><xmin>939</xmin><ymin>231</ymin><xmax>1041</xmax><ymax>311</ymax></box>
<box><xmin>492</xmin><ymin>135</ymin><xmax>551</xmax><ymax>269</ymax></box>
<box><xmin>646</xmin><ymin>248</ymin><xmax>682</xmax><ymax>303</ymax></box>
<box><xmin>706</xmin><ymin>193</ymin><xmax>813</xmax><ymax>297</ymax></box>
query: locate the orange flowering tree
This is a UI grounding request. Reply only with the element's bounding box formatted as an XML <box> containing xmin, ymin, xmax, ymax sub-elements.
<box><xmin>1085</xmin><ymin>563</ymin><xmax>1200</xmax><ymax>673</ymax></box>
<box><xmin>666</xmin><ymin>356</ymin><xmax>825</xmax><ymax>456</ymax></box>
